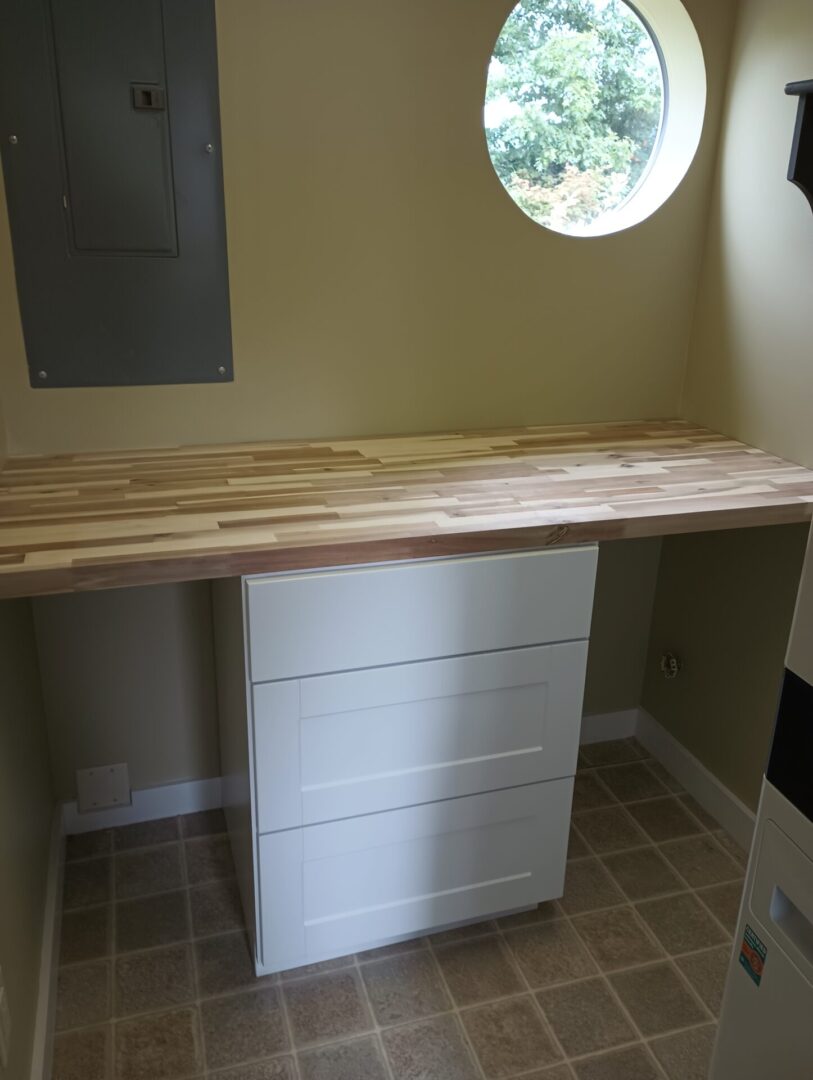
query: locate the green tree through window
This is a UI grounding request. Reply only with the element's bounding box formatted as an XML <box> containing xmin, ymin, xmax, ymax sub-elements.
<box><xmin>485</xmin><ymin>0</ymin><xmax>664</xmax><ymax>233</ymax></box>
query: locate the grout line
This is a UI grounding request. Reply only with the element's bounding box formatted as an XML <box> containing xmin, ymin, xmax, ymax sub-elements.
<box><xmin>351</xmin><ymin>955</ymin><xmax>401</xmax><ymax>1080</ymax></box>
<box><xmin>425</xmin><ymin>933</ymin><xmax>491</xmax><ymax>1080</ymax></box>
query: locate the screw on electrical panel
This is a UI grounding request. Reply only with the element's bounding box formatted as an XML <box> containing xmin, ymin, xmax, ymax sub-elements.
<box><xmin>217</xmin><ymin>366</ymin><xmax>226</xmax><ymax>376</ymax></box>
<box><xmin>37</xmin><ymin>370</ymin><xmax>48</xmax><ymax>381</ymax></box>
<box><xmin>8</xmin><ymin>135</ymin><xmax>18</xmax><ymax>145</ymax></box>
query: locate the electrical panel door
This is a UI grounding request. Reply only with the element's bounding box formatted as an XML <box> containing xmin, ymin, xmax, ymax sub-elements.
<box><xmin>0</xmin><ymin>0</ymin><xmax>233</xmax><ymax>386</ymax></box>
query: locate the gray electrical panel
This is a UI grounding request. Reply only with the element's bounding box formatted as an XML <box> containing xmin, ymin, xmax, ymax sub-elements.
<box><xmin>0</xmin><ymin>0</ymin><xmax>233</xmax><ymax>387</ymax></box>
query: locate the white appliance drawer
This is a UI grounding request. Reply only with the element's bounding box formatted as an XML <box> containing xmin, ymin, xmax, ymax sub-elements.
<box><xmin>245</xmin><ymin>546</ymin><xmax>597</xmax><ymax>682</ymax></box>
<box><xmin>253</xmin><ymin>641</ymin><xmax>588</xmax><ymax>831</ymax></box>
<box><xmin>257</xmin><ymin>779</ymin><xmax>571</xmax><ymax>973</ymax></box>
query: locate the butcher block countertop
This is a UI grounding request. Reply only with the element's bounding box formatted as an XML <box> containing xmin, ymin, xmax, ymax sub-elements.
<box><xmin>1</xmin><ymin>419</ymin><xmax>812</xmax><ymax>598</ymax></box>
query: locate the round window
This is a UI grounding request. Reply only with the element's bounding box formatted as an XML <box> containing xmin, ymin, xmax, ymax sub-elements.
<box><xmin>484</xmin><ymin>0</ymin><xmax>706</xmax><ymax>237</ymax></box>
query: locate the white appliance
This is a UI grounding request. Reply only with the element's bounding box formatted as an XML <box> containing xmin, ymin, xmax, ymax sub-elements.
<box><xmin>711</xmin><ymin>523</ymin><xmax>813</xmax><ymax>1079</ymax></box>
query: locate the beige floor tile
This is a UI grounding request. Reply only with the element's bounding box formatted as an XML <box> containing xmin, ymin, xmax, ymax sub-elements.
<box><xmin>678</xmin><ymin>795</ymin><xmax>718</xmax><ymax>831</ymax></box>
<box><xmin>298</xmin><ymin>1035</ymin><xmax>389</xmax><ymax>1080</ymax></box>
<box><xmin>382</xmin><ymin>1013</ymin><xmax>479</xmax><ymax>1080</ymax></box>
<box><xmin>52</xmin><ymin>1025</ymin><xmax>111</xmax><ymax>1080</ymax></box>
<box><xmin>360</xmin><ymin>950</ymin><xmax>451</xmax><ymax>1024</ymax></box>
<box><xmin>281</xmin><ymin>955</ymin><xmax>355</xmax><ymax>980</ymax></box>
<box><xmin>429</xmin><ymin>919</ymin><xmax>497</xmax><ymax>945</ymax></box>
<box><xmin>676</xmin><ymin>946</ymin><xmax>731</xmax><ymax>1014</ymax></box>
<box><xmin>504</xmin><ymin>919</ymin><xmax>597</xmax><ymax>988</ymax></box>
<box><xmin>650</xmin><ymin>1024</ymin><xmax>717</xmax><ymax>1080</ymax></box>
<box><xmin>609</xmin><ymin>963</ymin><xmax>707</xmax><ymax>1036</ymax></box>
<box><xmin>497</xmin><ymin>900</ymin><xmax>562</xmax><ymax>930</ymax></box>
<box><xmin>659</xmin><ymin>835</ymin><xmax>742</xmax><ymax>888</ymax></box>
<box><xmin>63</xmin><ymin>858</ymin><xmax>112</xmax><ymax>910</ymax></box>
<box><xmin>196</xmin><ymin>932</ymin><xmax>271</xmax><ymax>998</ymax></box>
<box><xmin>696</xmin><ymin>881</ymin><xmax>743</xmax><ymax>934</ymax></box>
<box><xmin>461</xmin><ymin>995</ymin><xmax>563</xmax><ymax>1078</ymax></box>
<box><xmin>190</xmin><ymin>878</ymin><xmax>245</xmax><ymax>937</ymax></box>
<box><xmin>114</xmin><ymin>845</ymin><xmax>183</xmax><ymax>900</ymax></box>
<box><xmin>644</xmin><ymin>760</ymin><xmax>684</xmax><ymax>794</ymax></box>
<box><xmin>560</xmin><ymin>858</ymin><xmax>625</xmax><ymax>915</ymax></box>
<box><xmin>573</xmin><ymin>807</ymin><xmax>648</xmax><ymax>854</ymax></box>
<box><xmin>434</xmin><ymin>934</ymin><xmax>522</xmax><ymax>1006</ymax></box>
<box><xmin>201</xmin><ymin>988</ymin><xmax>288</xmax><ymax>1070</ymax></box>
<box><xmin>356</xmin><ymin>937</ymin><xmax>428</xmax><ymax>962</ymax></box>
<box><xmin>283</xmin><ymin>969</ymin><xmax>372</xmax><ymax>1047</ymax></box>
<box><xmin>573</xmin><ymin>1044</ymin><xmax>662</xmax><ymax>1080</ymax></box>
<box><xmin>113</xmin><ymin>817</ymin><xmax>179</xmax><ymax>852</ymax></box>
<box><xmin>114</xmin><ymin>944</ymin><xmax>194</xmax><ymax>1017</ymax></box>
<box><xmin>115</xmin><ymin>890</ymin><xmax>190</xmax><ymax>953</ymax></box>
<box><xmin>209</xmin><ymin>1057</ymin><xmax>296</xmax><ymax>1079</ymax></box>
<box><xmin>519</xmin><ymin>1067</ymin><xmax>576</xmax><ymax>1079</ymax></box>
<box><xmin>56</xmin><ymin>960</ymin><xmax>111</xmax><ymax>1032</ymax></box>
<box><xmin>568</xmin><ymin>826</ymin><xmax>590</xmax><ymax>860</ymax></box>
<box><xmin>595</xmin><ymin>764</ymin><xmax>668</xmax><ymax>803</ymax></box>
<box><xmin>713</xmin><ymin>830</ymin><xmax>749</xmax><ymax>868</ymax></box>
<box><xmin>571</xmin><ymin>907</ymin><xmax>663</xmax><ymax>971</ymax></box>
<box><xmin>180</xmin><ymin>809</ymin><xmax>226</xmax><ymax>838</ymax></box>
<box><xmin>115</xmin><ymin>1006</ymin><xmax>202</xmax><ymax>1080</ymax></box>
<box><xmin>66</xmin><ymin>830</ymin><xmax>113</xmax><ymax>862</ymax></box>
<box><xmin>60</xmin><ymin>905</ymin><xmax>112</xmax><ymax>965</ymax></box>
<box><xmin>537</xmin><ymin>977</ymin><xmax>636</xmax><ymax>1057</ymax></box>
<box><xmin>601</xmin><ymin>847</ymin><xmax>683</xmax><ymax>901</ymax></box>
<box><xmin>579</xmin><ymin>739</ymin><xmax>647</xmax><ymax>767</ymax></box>
<box><xmin>572</xmin><ymin>773</ymin><xmax>617</xmax><ymax>812</ymax></box>
<box><xmin>636</xmin><ymin>893</ymin><xmax>727</xmax><ymax>955</ymax></box>
<box><xmin>627</xmin><ymin>798</ymin><xmax>704</xmax><ymax>843</ymax></box>
<box><xmin>184</xmin><ymin>834</ymin><xmax>235</xmax><ymax>884</ymax></box>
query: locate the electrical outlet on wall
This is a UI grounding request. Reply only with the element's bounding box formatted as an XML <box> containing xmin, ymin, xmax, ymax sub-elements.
<box><xmin>76</xmin><ymin>763</ymin><xmax>131</xmax><ymax>813</ymax></box>
<box><xmin>0</xmin><ymin>964</ymin><xmax>11</xmax><ymax>1071</ymax></box>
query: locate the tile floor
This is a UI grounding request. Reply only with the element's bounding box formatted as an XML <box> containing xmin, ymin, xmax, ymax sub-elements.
<box><xmin>52</xmin><ymin>739</ymin><xmax>748</xmax><ymax>1080</ymax></box>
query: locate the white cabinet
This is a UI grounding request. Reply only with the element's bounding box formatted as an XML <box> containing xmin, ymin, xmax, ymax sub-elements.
<box><xmin>253</xmin><ymin>642</ymin><xmax>588</xmax><ymax>831</ymax></box>
<box><xmin>258</xmin><ymin>781</ymin><xmax>572</xmax><ymax>969</ymax></box>
<box><xmin>214</xmin><ymin>546</ymin><xmax>597</xmax><ymax>975</ymax></box>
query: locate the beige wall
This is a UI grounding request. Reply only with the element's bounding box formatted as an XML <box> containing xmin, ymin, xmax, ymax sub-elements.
<box><xmin>642</xmin><ymin>525</ymin><xmax>808</xmax><ymax>810</ymax></box>
<box><xmin>585</xmin><ymin>539</ymin><xmax>662</xmax><ymax>717</ymax></box>
<box><xmin>0</xmin><ymin>0</ymin><xmax>737</xmax><ymax>455</ymax></box>
<box><xmin>644</xmin><ymin>0</ymin><xmax>813</xmax><ymax>811</ymax></box>
<box><xmin>33</xmin><ymin>583</ymin><xmax>219</xmax><ymax>801</ymax></box>
<box><xmin>0</xmin><ymin>600</ymin><xmax>54</xmax><ymax>1080</ymax></box>
<box><xmin>683</xmin><ymin>0</ymin><xmax>813</xmax><ymax>469</ymax></box>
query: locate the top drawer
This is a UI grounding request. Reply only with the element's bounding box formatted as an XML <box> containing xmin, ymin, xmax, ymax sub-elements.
<box><xmin>245</xmin><ymin>546</ymin><xmax>597</xmax><ymax>683</ymax></box>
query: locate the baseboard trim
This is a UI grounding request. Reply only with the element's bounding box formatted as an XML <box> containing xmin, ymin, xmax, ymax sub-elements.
<box><xmin>29</xmin><ymin>806</ymin><xmax>63</xmax><ymax>1080</ymax></box>
<box><xmin>635</xmin><ymin>709</ymin><xmax>756</xmax><ymax>850</ymax></box>
<box><xmin>62</xmin><ymin>776</ymin><xmax>223</xmax><ymax>835</ymax></box>
<box><xmin>580</xmin><ymin>709</ymin><xmax>639</xmax><ymax>744</ymax></box>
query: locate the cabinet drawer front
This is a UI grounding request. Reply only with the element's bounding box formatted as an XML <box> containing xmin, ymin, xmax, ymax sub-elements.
<box><xmin>254</xmin><ymin>642</ymin><xmax>587</xmax><ymax>831</ymax></box>
<box><xmin>246</xmin><ymin>546</ymin><xmax>597</xmax><ymax>682</ymax></box>
<box><xmin>257</xmin><ymin>780</ymin><xmax>571</xmax><ymax>972</ymax></box>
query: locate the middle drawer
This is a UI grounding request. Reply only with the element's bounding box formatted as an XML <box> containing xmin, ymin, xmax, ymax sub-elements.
<box><xmin>253</xmin><ymin>640</ymin><xmax>587</xmax><ymax>832</ymax></box>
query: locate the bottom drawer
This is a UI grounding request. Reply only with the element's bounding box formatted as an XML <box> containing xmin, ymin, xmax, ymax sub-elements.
<box><xmin>256</xmin><ymin>778</ymin><xmax>572</xmax><ymax>973</ymax></box>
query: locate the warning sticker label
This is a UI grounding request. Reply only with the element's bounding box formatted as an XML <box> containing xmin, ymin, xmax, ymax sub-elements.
<box><xmin>739</xmin><ymin>924</ymin><xmax>767</xmax><ymax>987</ymax></box>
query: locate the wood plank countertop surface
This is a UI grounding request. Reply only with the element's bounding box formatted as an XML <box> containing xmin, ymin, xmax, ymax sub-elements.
<box><xmin>1</xmin><ymin>419</ymin><xmax>812</xmax><ymax>598</ymax></box>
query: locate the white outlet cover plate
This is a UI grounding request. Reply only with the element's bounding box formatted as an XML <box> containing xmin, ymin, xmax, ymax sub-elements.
<box><xmin>76</xmin><ymin>763</ymin><xmax>131</xmax><ymax>813</ymax></box>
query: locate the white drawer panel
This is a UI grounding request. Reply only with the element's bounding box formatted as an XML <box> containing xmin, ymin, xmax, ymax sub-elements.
<box><xmin>254</xmin><ymin>642</ymin><xmax>587</xmax><ymax>831</ymax></box>
<box><xmin>246</xmin><ymin>546</ymin><xmax>597</xmax><ymax>682</ymax></box>
<box><xmin>257</xmin><ymin>780</ymin><xmax>571</xmax><ymax>972</ymax></box>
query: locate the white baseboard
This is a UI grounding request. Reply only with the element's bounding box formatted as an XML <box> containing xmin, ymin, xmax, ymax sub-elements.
<box><xmin>635</xmin><ymin>708</ymin><xmax>756</xmax><ymax>850</ymax></box>
<box><xmin>62</xmin><ymin>776</ymin><xmax>223</xmax><ymax>835</ymax></box>
<box><xmin>580</xmin><ymin>709</ymin><xmax>639</xmax><ymax>744</ymax></box>
<box><xmin>29</xmin><ymin>806</ymin><xmax>63</xmax><ymax>1080</ymax></box>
